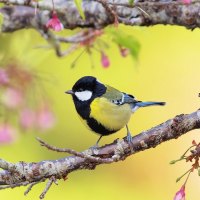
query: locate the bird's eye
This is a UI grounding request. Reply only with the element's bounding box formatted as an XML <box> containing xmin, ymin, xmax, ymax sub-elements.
<box><xmin>78</xmin><ymin>88</ymin><xmax>84</xmax><ymax>92</ymax></box>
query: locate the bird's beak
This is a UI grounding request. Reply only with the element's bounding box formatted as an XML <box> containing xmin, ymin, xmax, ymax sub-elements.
<box><xmin>65</xmin><ymin>90</ymin><xmax>74</xmax><ymax>95</ymax></box>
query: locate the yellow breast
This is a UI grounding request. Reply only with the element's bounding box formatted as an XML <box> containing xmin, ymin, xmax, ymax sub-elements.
<box><xmin>90</xmin><ymin>97</ymin><xmax>132</xmax><ymax>131</ymax></box>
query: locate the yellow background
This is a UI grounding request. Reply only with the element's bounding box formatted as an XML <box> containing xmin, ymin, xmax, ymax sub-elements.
<box><xmin>1</xmin><ymin>25</ymin><xmax>200</xmax><ymax>199</ymax></box>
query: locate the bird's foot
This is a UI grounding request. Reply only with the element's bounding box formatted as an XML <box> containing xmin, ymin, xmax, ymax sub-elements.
<box><xmin>89</xmin><ymin>144</ymin><xmax>99</xmax><ymax>153</ymax></box>
<box><xmin>126</xmin><ymin>132</ymin><xmax>134</xmax><ymax>153</ymax></box>
<box><xmin>89</xmin><ymin>135</ymin><xmax>102</xmax><ymax>152</ymax></box>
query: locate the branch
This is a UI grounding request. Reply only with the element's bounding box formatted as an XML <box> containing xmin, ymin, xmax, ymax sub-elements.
<box><xmin>0</xmin><ymin>109</ymin><xmax>200</xmax><ymax>198</ymax></box>
<box><xmin>0</xmin><ymin>0</ymin><xmax>198</xmax><ymax>58</ymax></box>
<box><xmin>0</xmin><ymin>0</ymin><xmax>200</xmax><ymax>33</ymax></box>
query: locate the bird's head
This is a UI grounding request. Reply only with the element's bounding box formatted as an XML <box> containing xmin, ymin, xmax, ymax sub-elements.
<box><xmin>65</xmin><ymin>76</ymin><xmax>106</xmax><ymax>102</ymax></box>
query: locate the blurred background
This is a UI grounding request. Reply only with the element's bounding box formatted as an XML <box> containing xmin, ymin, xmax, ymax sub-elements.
<box><xmin>0</xmin><ymin>24</ymin><xmax>200</xmax><ymax>200</ymax></box>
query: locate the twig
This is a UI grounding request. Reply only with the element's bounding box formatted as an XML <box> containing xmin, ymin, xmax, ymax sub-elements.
<box><xmin>0</xmin><ymin>181</ymin><xmax>30</xmax><ymax>190</ymax></box>
<box><xmin>56</xmin><ymin>29</ymin><xmax>102</xmax><ymax>44</ymax></box>
<box><xmin>108</xmin><ymin>1</ymin><xmax>198</xmax><ymax>8</ymax></box>
<box><xmin>24</xmin><ymin>182</ymin><xmax>39</xmax><ymax>195</ymax></box>
<box><xmin>24</xmin><ymin>179</ymin><xmax>46</xmax><ymax>196</ymax></box>
<box><xmin>39</xmin><ymin>178</ymin><xmax>54</xmax><ymax>199</ymax></box>
<box><xmin>36</xmin><ymin>137</ymin><xmax>113</xmax><ymax>163</ymax></box>
<box><xmin>95</xmin><ymin>0</ymin><xmax>119</xmax><ymax>25</ymax></box>
<box><xmin>136</xmin><ymin>6</ymin><xmax>151</xmax><ymax>19</ymax></box>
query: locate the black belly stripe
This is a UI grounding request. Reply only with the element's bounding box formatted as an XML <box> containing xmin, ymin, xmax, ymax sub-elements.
<box><xmin>87</xmin><ymin>117</ymin><xmax>118</xmax><ymax>136</ymax></box>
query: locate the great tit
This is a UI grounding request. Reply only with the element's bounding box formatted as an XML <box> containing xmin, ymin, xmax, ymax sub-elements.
<box><xmin>66</xmin><ymin>76</ymin><xmax>165</xmax><ymax>146</ymax></box>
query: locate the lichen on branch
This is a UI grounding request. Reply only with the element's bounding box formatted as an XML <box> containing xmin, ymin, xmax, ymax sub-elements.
<box><xmin>0</xmin><ymin>0</ymin><xmax>199</xmax><ymax>59</ymax></box>
<box><xmin>0</xmin><ymin>0</ymin><xmax>200</xmax><ymax>32</ymax></box>
<box><xmin>0</xmin><ymin>109</ymin><xmax>200</xmax><ymax>198</ymax></box>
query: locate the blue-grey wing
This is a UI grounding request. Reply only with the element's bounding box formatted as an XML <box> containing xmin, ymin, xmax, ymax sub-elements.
<box><xmin>122</xmin><ymin>93</ymin><xmax>137</xmax><ymax>104</ymax></box>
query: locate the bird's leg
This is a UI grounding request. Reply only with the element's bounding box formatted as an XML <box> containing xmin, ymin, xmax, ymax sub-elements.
<box><xmin>89</xmin><ymin>135</ymin><xmax>103</xmax><ymax>150</ymax></box>
<box><xmin>126</xmin><ymin>125</ymin><xmax>134</xmax><ymax>152</ymax></box>
<box><xmin>95</xmin><ymin>135</ymin><xmax>103</xmax><ymax>147</ymax></box>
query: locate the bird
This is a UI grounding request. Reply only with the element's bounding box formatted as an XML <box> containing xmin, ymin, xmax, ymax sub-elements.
<box><xmin>66</xmin><ymin>76</ymin><xmax>165</xmax><ymax>147</ymax></box>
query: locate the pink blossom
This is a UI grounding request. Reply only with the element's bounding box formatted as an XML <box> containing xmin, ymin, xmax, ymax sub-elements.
<box><xmin>36</xmin><ymin>106</ymin><xmax>55</xmax><ymax>131</ymax></box>
<box><xmin>101</xmin><ymin>52</ymin><xmax>110</xmax><ymax>68</ymax></box>
<box><xmin>182</xmin><ymin>0</ymin><xmax>191</xmax><ymax>4</ymax></box>
<box><xmin>1</xmin><ymin>88</ymin><xmax>23</xmax><ymax>109</ymax></box>
<box><xmin>20</xmin><ymin>108</ymin><xmax>36</xmax><ymax>129</ymax></box>
<box><xmin>46</xmin><ymin>11</ymin><xmax>64</xmax><ymax>32</ymax></box>
<box><xmin>0</xmin><ymin>69</ymin><xmax>9</xmax><ymax>85</ymax></box>
<box><xmin>174</xmin><ymin>185</ymin><xmax>185</xmax><ymax>200</ymax></box>
<box><xmin>0</xmin><ymin>124</ymin><xmax>16</xmax><ymax>144</ymax></box>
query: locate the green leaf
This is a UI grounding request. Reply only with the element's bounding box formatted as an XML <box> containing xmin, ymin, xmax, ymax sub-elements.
<box><xmin>106</xmin><ymin>27</ymin><xmax>140</xmax><ymax>60</ymax></box>
<box><xmin>74</xmin><ymin>0</ymin><xmax>85</xmax><ymax>20</ymax></box>
<box><xmin>0</xmin><ymin>13</ymin><xmax>3</xmax><ymax>33</ymax></box>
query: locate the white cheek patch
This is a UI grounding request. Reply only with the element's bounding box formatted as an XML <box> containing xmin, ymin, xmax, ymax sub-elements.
<box><xmin>75</xmin><ymin>90</ymin><xmax>92</xmax><ymax>101</ymax></box>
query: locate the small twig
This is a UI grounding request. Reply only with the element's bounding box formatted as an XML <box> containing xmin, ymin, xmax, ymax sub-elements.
<box><xmin>108</xmin><ymin>1</ymin><xmax>196</xmax><ymax>8</ymax></box>
<box><xmin>36</xmin><ymin>137</ymin><xmax>113</xmax><ymax>163</ymax></box>
<box><xmin>24</xmin><ymin>182</ymin><xmax>38</xmax><ymax>195</ymax></box>
<box><xmin>55</xmin><ymin>44</ymin><xmax>78</xmax><ymax>57</ymax></box>
<box><xmin>39</xmin><ymin>178</ymin><xmax>54</xmax><ymax>199</ymax></box>
<box><xmin>56</xmin><ymin>29</ymin><xmax>102</xmax><ymax>44</ymax></box>
<box><xmin>136</xmin><ymin>6</ymin><xmax>151</xmax><ymax>19</ymax></box>
<box><xmin>95</xmin><ymin>0</ymin><xmax>118</xmax><ymax>26</ymax></box>
<box><xmin>24</xmin><ymin>179</ymin><xmax>46</xmax><ymax>196</ymax></box>
<box><xmin>0</xmin><ymin>181</ymin><xmax>30</xmax><ymax>190</ymax></box>
<box><xmin>37</xmin><ymin>29</ymin><xmax>79</xmax><ymax>57</ymax></box>
<box><xmin>71</xmin><ymin>48</ymin><xmax>86</xmax><ymax>68</ymax></box>
<box><xmin>181</xmin><ymin>145</ymin><xmax>196</xmax><ymax>158</ymax></box>
<box><xmin>36</xmin><ymin>137</ymin><xmax>87</xmax><ymax>156</ymax></box>
<box><xmin>176</xmin><ymin>168</ymin><xmax>192</xmax><ymax>182</ymax></box>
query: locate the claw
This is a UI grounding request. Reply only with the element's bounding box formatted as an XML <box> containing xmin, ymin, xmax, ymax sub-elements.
<box><xmin>89</xmin><ymin>144</ymin><xmax>99</xmax><ymax>151</ymax></box>
<box><xmin>126</xmin><ymin>125</ymin><xmax>134</xmax><ymax>153</ymax></box>
<box><xmin>89</xmin><ymin>135</ymin><xmax>103</xmax><ymax>151</ymax></box>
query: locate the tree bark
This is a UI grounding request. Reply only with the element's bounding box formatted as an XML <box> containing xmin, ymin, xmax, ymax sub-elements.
<box><xmin>0</xmin><ymin>0</ymin><xmax>200</xmax><ymax>33</ymax></box>
<box><xmin>0</xmin><ymin>109</ymin><xmax>200</xmax><ymax>197</ymax></box>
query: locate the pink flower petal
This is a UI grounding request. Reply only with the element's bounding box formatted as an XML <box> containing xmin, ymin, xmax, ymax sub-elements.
<box><xmin>182</xmin><ymin>0</ymin><xmax>191</xmax><ymax>4</ymax></box>
<box><xmin>46</xmin><ymin>12</ymin><xmax>64</xmax><ymax>32</ymax></box>
<box><xmin>0</xmin><ymin>69</ymin><xmax>9</xmax><ymax>85</ymax></box>
<box><xmin>36</xmin><ymin>106</ymin><xmax>55</xmax><ymax>131</ymax></box>
<box><xmin>0</xmin><ymin>124</ymin><xmax>16</xmax><ymax>144</ymax></box>
<box><xmin>174</xmin><ymin>185</ymin><xmax>185</xmax><ymax>200</ymax></box>
<box><xmin>101</xmin><ymin>52</ymin><xmax>110</xmax><ymax>68</ymax></box>
<box><xmin>20</xmin><ymin>108</ymin><xmax>36</xmax><ymax>129</ymax></box>
<box><xmin>1</xmin><ymin>88</ymin><xmax>23</xmax><ymax>109</ymax></box>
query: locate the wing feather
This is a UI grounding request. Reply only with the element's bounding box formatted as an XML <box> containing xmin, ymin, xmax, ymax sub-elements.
<box><xmin>102</xmin><ymin>85</ymin><xmax>137</xmax><ymax>105</ymax></box>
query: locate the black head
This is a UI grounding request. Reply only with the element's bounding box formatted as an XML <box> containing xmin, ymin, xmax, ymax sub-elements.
<box><xmin>72</xmin><ymin>76</ymin><xmax>97</xmax><ymax>93</ymax></box>
<box><xmin>66</xmin><ymin>76</ymin><xmax>106</xmax><ymax>102</ymax></box>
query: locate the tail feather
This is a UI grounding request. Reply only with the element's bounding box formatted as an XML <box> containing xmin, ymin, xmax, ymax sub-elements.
<box><xmin>135</xmin><ymin>101</ymin><xmax>166</xmax><ymax>107</ymax></box>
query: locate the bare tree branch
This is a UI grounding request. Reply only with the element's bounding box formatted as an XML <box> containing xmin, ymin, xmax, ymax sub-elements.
<box><xmin>0</xmin><ymin>0</ymin><xmax>200</xmax><ymax>33</ymax></box>
<box><xmin>0</xmin><ymin>109</ymin><xmax>200</xmax><ymax>198</ymax></box>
